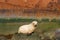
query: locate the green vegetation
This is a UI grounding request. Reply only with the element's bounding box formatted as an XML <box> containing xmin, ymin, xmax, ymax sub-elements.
<box><xmin>41</xmin><ymin>18</ymin><xmax>49</xmax><ymax>22</ymax></box>
<box><xmin>0</xmin><ymin>18</ymin><xmax>38</xmax><ymax>23</ymax></box>
<box><xmin>0</xmin><ymin>18</ymin><xmax>60</xmax><ymax>35</ymax></box>
<box><xmin>0</xmin><ymin>18</ymin><xmax>60</xmax><ymax>23</ymax></box>
<box><xmin>0</xmin><ymin>18</ymin><xmax>60</xmax><ymax>40</ymax></box>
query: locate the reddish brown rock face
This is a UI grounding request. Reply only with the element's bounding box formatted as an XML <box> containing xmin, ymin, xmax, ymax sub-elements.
<box><xmin>7</xmin><ymin>0</ymin><xmax>40</xmax><ymax>8</ymax></box>
<box><xmin>0</xmin><ymin>0</ymin><xmax>59</xmax><ymax>18</ymax></box>
<box><xmin>0</xmin><ymin>0</ymin><xmax>58</xmax><ymax>9</ymax></box>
